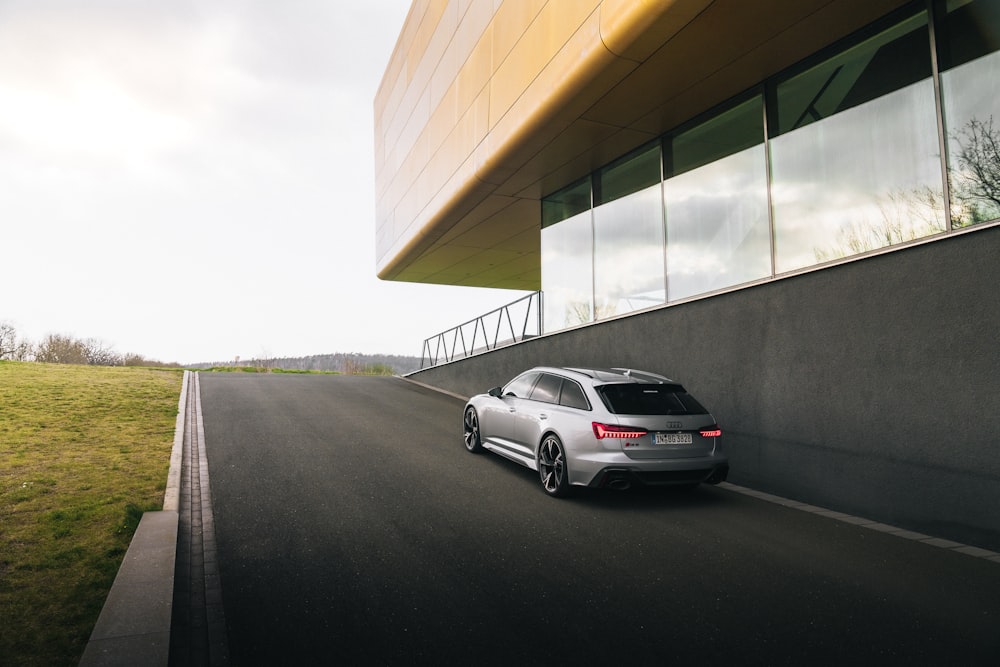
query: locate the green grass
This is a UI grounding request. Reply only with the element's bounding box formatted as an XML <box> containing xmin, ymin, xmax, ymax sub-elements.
<box><xmin>0</xmin><ymin>361</ymin><xmax>182</xmax><ymax>667</ymax></box>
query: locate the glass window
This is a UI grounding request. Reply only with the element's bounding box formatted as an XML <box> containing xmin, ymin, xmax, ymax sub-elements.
<box><xmin>771</xmin><ymin>13</ymin><xmax>932</xmax><ymax>136</ymax></box>
<box><xmin>541</xmin><ymin>209</ymin><xmax>594</xmax><ymax>331</ymax></box>
<box><xmin>596</xmin><ymin>384</ymin><xmax>708</xmax><ymax>416</ymax></box>
<box><xmin>503</xmin><ymin>372</ymin><xmax>539</xmax><ymax>398</ymax></box>
<box><xmin>542</xmin><ymin>177</ymin><xmax>591</xmax><ymax>228</ymax></box>
<box><xmin>769</xmin><ymin>10</ymin><xmax>946</xmax><ymax>273</ymax></box>
<box><xmin>530</xmin><ymin>374</ymin><xmax>562</xmax><ymax>404</ymax></box>
<box><xmin>669</xmin><ymin>96</ymin><xmax>764</xmax><ymax>177</ymax></box>
<box><xmin>595</xmin><ymin>143</ymin><xmax>661</xmax><ymax>206</ymax></box>
<box><xmin>664</xmin><ymin>96</ymin><xmax>771</xmax><ymax>301</ymax></box>
<box><xmin>592</xmin><ymin>184</ymin><xmax>666</xmax><ymax>319</ymax></box>
<box><xmin>559</xmin><ymin>380</ymin><xmax>590</xmax><ymax>410</ymax></box>
<box><xmin>937</xmin><ymin>0</ymin><xmax>1000</xmax><ymax>226</ymax></box>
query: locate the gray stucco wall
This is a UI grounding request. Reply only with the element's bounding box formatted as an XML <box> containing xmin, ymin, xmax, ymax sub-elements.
<box><xmin>408</xmin><ymin>224</ymin><xmax>1000</xmax><ymax>551</ymax></box>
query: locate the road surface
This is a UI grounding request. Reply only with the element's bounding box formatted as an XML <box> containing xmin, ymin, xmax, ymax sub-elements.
<box><xmin>198</xmin><ymin>373</ymin><xmax>1000</xmax><ymax>665</ymax></box>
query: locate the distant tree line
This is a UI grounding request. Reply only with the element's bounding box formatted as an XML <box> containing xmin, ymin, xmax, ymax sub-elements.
<box><xmin>0</xmin><ymin>322</ymin><xmax>180</xmax><ymax>367</ymax></box>
<box><xmin>188</xmin><ymin>352</ymin><xmax>421</xmax><ymax>376</ymax></box>
<box><xmin>2</xmin><ymin>321</ymin><xmax>421</xmax><ymax>374</ymax></box>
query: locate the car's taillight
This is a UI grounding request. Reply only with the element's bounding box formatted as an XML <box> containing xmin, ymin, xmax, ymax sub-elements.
<box><xmin>593</xmin><ymin>422</ymin><xmax>648</xmax><ymax>439</ymax></box>
<box><xmin>699</xmin><ymin>425</ymin><xmax>722</xmax><ymax>438</ymax></box>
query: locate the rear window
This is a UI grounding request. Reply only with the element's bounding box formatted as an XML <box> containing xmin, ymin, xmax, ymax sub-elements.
<box><xmin>597</xmin><ymin>383</ymin><xmax>708</xmax><ymax>415</ymax></box>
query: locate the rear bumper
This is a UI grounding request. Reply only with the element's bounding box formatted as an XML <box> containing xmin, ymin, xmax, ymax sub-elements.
<box><xmin>587</xmin><ymin>462</ymin><xmax>729</xmax><ymax>489</ymax></box>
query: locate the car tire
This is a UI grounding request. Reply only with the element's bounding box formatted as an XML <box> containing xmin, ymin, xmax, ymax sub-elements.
<box><xmin>463</xmin><ymin>406</ymin><xmax>483</xmax><ymax>453</ymax></box>
<box><xmin>538</xmin><ymin>434</ymin><xmax>571</xmax><ymax>497</ymax></box>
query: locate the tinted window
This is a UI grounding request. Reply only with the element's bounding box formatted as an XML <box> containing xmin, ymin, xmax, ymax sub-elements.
<box><xmin>667</xmin><ymin>94</ymin><xmax>764</xmax><ymax>178</ymax></box>
<box><xmin>770</xmin><ymin>12</ymin><xmax>931</xmax><ymax>136</ymax></box>
<box><xmin>935</xmin><ymin>0</ymin><xmax>1000</xmax><ymax>72</ymax></box>
<box><xmin>503</xmin><ymin>372</ymin><xmax>539</xmax><ymax>398</ymax></box>
<box><xmin>594</xmin><ymin>142</ymin><xmax>660</xmax><ymax>205</ymax></box>
<box><xmin>597</xmin><ymin>384</ymin><xmax>708</xmax><ymax>415</ymax></box>
<box><xmin>530</xmin><ymin>373</ymin><xmax>562</xmax><ymax>404</ymax></box>
<box><xmin>559</xmin><ymin>380</ymin><xmax>590</xmax><ymax>410</ymax></box>
<box><xmin>542</xmin><ymin>177</ymin><xmax>591</xmax><ymax>227</ymax></box>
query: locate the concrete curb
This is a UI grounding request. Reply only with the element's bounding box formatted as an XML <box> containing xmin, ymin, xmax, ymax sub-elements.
<box><xmin>79</xmin><ymin>370</ymin><xmax>190</xmax><ymax>666</ymax></box>
<box><xmin>163</xmin><ymin>370</ymin><xmax>189</xmax><ymax>512</ymax></box>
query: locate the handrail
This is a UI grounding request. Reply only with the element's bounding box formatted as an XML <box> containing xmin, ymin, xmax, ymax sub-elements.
<box><xmin>420</xmin><ymin>292</ymin><xmax>542</xmax><ymax>369</ymax></box>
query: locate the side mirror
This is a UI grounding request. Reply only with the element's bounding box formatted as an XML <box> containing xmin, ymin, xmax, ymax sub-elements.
<box><xmin>488</xmin><ymin>386</ymin><xmax>503</xmax><ymax>398</ymax></box>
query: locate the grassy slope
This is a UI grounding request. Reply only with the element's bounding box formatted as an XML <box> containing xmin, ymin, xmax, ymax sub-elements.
<box><xmin>0</xmin><ymin>362</ymin><xmax>182</xmax><ymax>666</ymax></box>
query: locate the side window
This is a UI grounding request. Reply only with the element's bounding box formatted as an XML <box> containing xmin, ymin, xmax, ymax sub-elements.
<box><xmin>503</xmin><ymin>372</ymin><xmax>540</xmax><ymax>398</ymax></box>
<box><xmin>529</xmin><ymin>373</ymin><xmax>563</xmax><ymax>404</ymax></box>
<box><xmin>559</xmin><ymin>380</ymin><xmax>591</xmax><ymax>410</ymax></box>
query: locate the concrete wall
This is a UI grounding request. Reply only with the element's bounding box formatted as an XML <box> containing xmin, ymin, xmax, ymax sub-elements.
<box><xmin>409</xmin><ymin>224</ymin><xmax>1000</xmax><ymax>551</ymax></box>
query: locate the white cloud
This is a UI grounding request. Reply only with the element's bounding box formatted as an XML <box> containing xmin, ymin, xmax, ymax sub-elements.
<box><xmin>0</xmin><ymin>0</ymin><xmax>530</xmax><ymax>364</ymax></box>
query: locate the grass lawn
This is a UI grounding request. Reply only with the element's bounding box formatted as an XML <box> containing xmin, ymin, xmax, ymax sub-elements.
<box><xmin>0</xmin><ymin>361</ymin><xmax>182</xmax><ymax>666</ymax></box>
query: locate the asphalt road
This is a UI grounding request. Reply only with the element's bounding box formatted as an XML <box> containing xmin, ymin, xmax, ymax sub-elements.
<box><xmin>199</xmin><ymin>373</ymin><xmax>1000</xmax><ymax>666</ymax></box>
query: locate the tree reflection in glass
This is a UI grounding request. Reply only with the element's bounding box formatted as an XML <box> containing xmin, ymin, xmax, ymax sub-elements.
<box><xmin>939</xmin><ymin>0</ymin><xmax>1000</xmax><ymax>226</ymax></box>
<box><xmin>769</xmin><ymin>10</ymin><xmax>945</xmax><ymax>272</ymax></box>
<box><xmin>949</xmin><ymin>116</ymin><xmax>1000</xmax><ymax>225</ymax></box>
<box><xmin>541</xmin><ymin>209</ymin><xmax>594</xmax><ymax>330</ymax></box>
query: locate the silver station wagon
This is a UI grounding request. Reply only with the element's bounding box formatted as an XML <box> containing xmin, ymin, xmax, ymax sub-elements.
<box><xmin>463</xmin><ymin>367</ymin><xmax>728</xmax><ymax>497</ymax></box>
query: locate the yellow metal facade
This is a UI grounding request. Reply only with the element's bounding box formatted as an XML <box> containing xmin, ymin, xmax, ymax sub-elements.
<box><xmin>373</xmin><ymin>0</ymin><xmax>909</xmax><ymax>289</ymax></box>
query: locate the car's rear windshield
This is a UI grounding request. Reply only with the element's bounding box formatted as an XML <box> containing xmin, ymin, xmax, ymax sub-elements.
<box><xmin>596</xmin><ymin>383</ymin><xmax>708</xmax><ymax>415</ymax></box>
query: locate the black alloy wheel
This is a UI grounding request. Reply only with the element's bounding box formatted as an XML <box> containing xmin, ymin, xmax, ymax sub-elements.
<box><xmin>463</xmin><ymin>406</ymin><xmax>483</xmax><ymax>453</ymax></box>
<box><xmin>538</xmin><ymin>434</ymin><xmax>571</xmax><ymax>497</ymax></box>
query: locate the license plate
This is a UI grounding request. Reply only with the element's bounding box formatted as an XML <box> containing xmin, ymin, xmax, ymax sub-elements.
<box><xmin>654</xmin><ymin>433</ymin><xmax>692</xmax><ymax>445</ymax></box>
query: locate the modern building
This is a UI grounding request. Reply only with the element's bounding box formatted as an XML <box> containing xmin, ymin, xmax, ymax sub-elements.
<box><xmin>374</xmin><ymin>1</ymin><xmax>1000</xmax><ymax>550</ymax></box>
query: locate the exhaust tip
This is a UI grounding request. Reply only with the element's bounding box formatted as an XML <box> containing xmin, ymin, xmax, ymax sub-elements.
<box><xmin>705</xmin><ymin>465</ymin><xmax>730</xmax><ymax>485</ymax></box>
<box><xmin>600</xmin><ymin>470</ymin><xmax>632</xmax><ymax>490</ymax></box>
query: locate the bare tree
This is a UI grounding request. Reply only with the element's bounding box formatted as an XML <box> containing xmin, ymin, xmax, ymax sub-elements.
<box><xmin>0</xmin><ymin>322</ymin><xmax>32</xmax><ymax>361</ymax></box>
<box><xmin>123</xmin><ymin>353</ymin><xmax>147</xmax><ymax>366</ymax></box>
<box><xmin>14</xmin><ymin>341</ymin><xmax>32</xmax><ymax>361</ymax></box>
<box><xmin>951</xmin><ymin>115</ymin><xmax>1000</xmax><ymax>226</ymax></box>
<box><xmin>82</xmin><ymin>338</ymin><xmax>122</xmax><ymax>366</ymax></box>
<box><xmin>35</xmin><ymin>334</ymin><xmax>89</xmax><ymax>364</ymax></box>
<box><xmin>0</xmin><ymin>322</ymin><xmax>18</xmax><ymax>359</ymax></box>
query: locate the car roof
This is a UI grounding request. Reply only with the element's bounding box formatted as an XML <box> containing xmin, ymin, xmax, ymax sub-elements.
<box><xmin>529</xmin><ymin>366</ymin><xmax>677</xmax><ymax>385</ymax></box>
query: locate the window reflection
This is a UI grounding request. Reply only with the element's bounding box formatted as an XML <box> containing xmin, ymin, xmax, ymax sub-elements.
<box><xmin>665</xmin><ymin>97</ymin><xmax>771</xmax><ymax>299</ymax></box>
<box><xmin>938</xmin><ymin>0</ymin><xmax>1000</xmax><ymax>226</ymax></box>
<box><xmin>542</xmin><ymin>177</ymin><xmax>591</xmax><ymax>228</ymax></box>
<box><xmin>771</xmin><ymin>14</ymin><xmax>932</xmax><ymax>135</ymax></box>
<box><xmin>593</xmin><ymin>184</ymin><xmax>665</xmax><ymax>318</ymax></box>
<box><xmin>541</xmin><ymin>209</ymin><xmax>593</xmax><ymax>331</ymax></box>
<box><xmin>595</xmin><ymin>143</ymin><xmax>660</xmax><ymax>206</ymax></box>
<box><xmin>536</xmin><ymin>2</ymin><xmax>998</xmax><ymax>337</ymax></box>
<box><xmin>770</xmin><ymin>11</ymin><xmax>945</xmax><ymax>272</ymax></box>
<box><xmin>665</xmin><ymin>147</ymin><xmax>771</xmax><ymax>299</ymax></box>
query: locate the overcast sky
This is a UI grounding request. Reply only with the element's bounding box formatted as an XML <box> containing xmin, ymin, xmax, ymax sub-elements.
<box><xmin>0</xmin><ymin>0</ymin><xmax>527</xmax><ymax>364</ymax></box>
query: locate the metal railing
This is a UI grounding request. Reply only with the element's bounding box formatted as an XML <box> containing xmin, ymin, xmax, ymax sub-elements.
<box><xmin>420</xmin><ymin>291</ymin><xmax>542</xmax><ymax>369</ymax></box>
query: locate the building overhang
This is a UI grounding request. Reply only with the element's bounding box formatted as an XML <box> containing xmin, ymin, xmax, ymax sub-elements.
<box><xmin>373</xmin><ymin>0</ymin><xmax>910</xmax><ymax>290</ymax></box>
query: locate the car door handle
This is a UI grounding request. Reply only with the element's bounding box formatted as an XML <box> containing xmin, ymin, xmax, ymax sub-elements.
<box><xmin>539</xmin><ymin>413</ymin><xmax>548</xmax><ymax>420</ymax></box>
<box><xmin>508</xmin><ymin>407</ymin><xmax>516</xmax><ymax>413</ymax></box>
